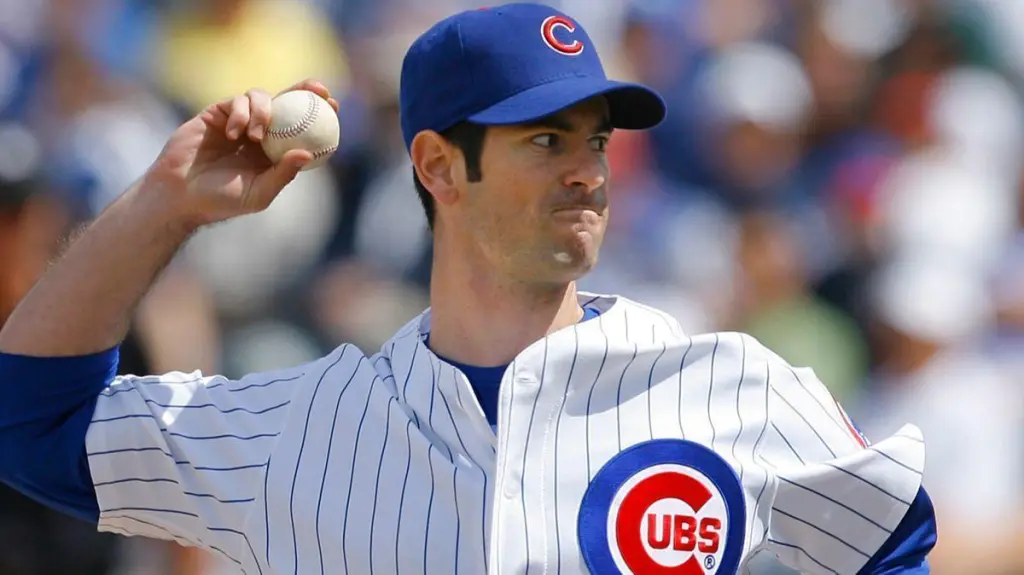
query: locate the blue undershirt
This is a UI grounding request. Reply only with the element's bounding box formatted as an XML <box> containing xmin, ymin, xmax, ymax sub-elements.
<box><xmin>0</xmin><ymin>307</ymin><xmax>935</xmax><ymax>572</ymax></box>
<box><xmin>429</xmin><ymin>306</ymin><xmax>603</xmax><ymax>433</ymax></box>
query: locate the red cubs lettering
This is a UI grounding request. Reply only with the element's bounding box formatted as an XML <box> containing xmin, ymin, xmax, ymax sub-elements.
<box><xmin>616</xmin><ymin>471</ymin><xmax>729</xmax><ymax>574</ymax></box>
<box><xmin>673</xmin><ymin>515</ymin><xmax>697</xmax><ymax>551</ymax></box>
<box><xmin>540</xmin><ymin>15</ymin><xmax>584</xmax><ymax>55</ymax></box>
<box><xmin>698</xmin><ymin>518</ymin><xmax>721</xmax><ymax>553</ymax></box>
<box><xmin>647</xmin><ymin>514</ymin><xmax>672</xmax><ymax>549</ymax></box>
<box><xmin>645</xmin><ymin>513</ymin><xmax>721</xmax><ymax>554</ymax></box>
<box><xmin>618</xmin><ymin>473</ymin><xmax>711</xmax><ymax>573</ymax></box>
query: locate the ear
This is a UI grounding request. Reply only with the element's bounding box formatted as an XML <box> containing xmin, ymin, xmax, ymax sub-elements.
<box><xmin>410</xmin><ymin>130</ymin><xmax>459</xmax><ymax>206</ymax></box>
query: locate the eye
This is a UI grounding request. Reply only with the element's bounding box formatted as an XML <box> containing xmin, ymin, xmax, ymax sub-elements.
<box><xmin>531</xmin><ymin>133</ymin><xmax>559</xmax><ymax>148</ymax></box>
<box><xmin>590</xmin><ymin>135</ymin><xmax>609</xmax><ymax>152</ymax></box>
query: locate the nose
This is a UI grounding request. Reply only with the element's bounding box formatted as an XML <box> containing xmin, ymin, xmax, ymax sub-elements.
<box><xmin>564</xmin><ymin>151</ymin><xmax>607</xmax><ymax>193</ymax></box>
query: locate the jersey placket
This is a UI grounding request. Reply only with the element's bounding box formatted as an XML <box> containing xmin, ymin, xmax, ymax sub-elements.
<box><xmin>490</xmin><ymin>335</ymin><xmax>561</xmax><ymax>573</ymax></box>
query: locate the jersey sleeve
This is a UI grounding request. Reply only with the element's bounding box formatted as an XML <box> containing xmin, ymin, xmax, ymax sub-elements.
<box><xmin>0</xmin><ymin>348</ymin><xmax>118</xmax><ymax>522</ymax></box>
<box><xmin>754</xmin><ymin>347</ymin><xmax>926</xmax><ymax>575</ymax></box>
<box><xmin>856</xmin><ymin>486</ymin><xmax>936</xmax><ymax>574</ymax></box>
<box><xmin>84</xmin><ymin>353</ymin><xmax>332</xmax><ymax>567</ymax></box>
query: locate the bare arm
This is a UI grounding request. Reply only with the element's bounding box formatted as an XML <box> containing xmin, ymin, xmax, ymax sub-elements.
<box><xmin>0</xmin><ymin>80</ymin><xmax>338</xmax><ymax>357</ymax></box>
<box><xmin>0</xmin><ymin>182</ymin><xmax>193</xmax><ymax>355</ymax></box>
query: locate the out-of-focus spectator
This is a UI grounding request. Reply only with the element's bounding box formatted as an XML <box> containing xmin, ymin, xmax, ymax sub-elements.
<box><xmin>873</xmin><ymin>150</ymin><xmax>1017</xmax><ymax>275</ymax></box>
<box><xmin>801</xmin><ymin>0</ymin><xmax>911</xmax><ymax>137</ymax></box>
<box><xmin>851</xmin><ymin>257</ymin><xmax>1024</xmax><ymax>574</ymax></box>
<box><xmin>698</xmin><ymin>41</ymin><xmax>814</xmax><ymax>210</ymax></box>
<box><xmin>732</xmin><ymin>209</ymin><xmax>868</xmax><ymax>402</ymax></box>
<box><xmin>926</xmin><ymin>66</ymin><xmax>1024</xmax><ymax>185</ymax></box>
<box><xmin>8</xmin><ymin>0</ymin><xmax>181</xmax><ymax>220</ymax></box>
<box><xmin>151</xmin><ymin>0</ymin><xmax>349</xmax><ymax>114</ymax></box>
<box><xmin>788</xmin><ymin>0</ymin><xmax>908</xmax><ymax>278</ymax></box>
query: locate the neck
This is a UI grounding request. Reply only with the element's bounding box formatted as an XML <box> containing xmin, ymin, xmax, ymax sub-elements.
<box><xmin>426</xmin><ymin>245</ymin><xmax>584</xmax><ymax>367</ymax></box>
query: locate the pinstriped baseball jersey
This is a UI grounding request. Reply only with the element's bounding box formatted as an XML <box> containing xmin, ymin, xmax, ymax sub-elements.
<box><xmin>84</xmin><ymin>292</ymin><xmax>925</xmax><ymax>574</ymax></box>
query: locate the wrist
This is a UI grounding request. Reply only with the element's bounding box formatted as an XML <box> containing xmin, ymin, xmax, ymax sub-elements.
<box><xmin>131</xmin><ymin>172</ymin><xmax>205</xmax><ymax>237</ymax></box>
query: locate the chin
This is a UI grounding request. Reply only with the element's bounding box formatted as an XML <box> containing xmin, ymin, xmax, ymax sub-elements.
<box><xmin>551</xmin><ymin>244</ymin><xmax>600</xmax><ymax>280</ymax></box>
<box><xmin>526</xmin><ymin>224</ymin><xmax>605</xmax><ymax>281</ymax></box>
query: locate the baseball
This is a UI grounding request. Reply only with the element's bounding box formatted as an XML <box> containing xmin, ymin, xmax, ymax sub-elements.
<box><xmin>261</xmin><ymin>90</ymin><xmax>340</xmax><ymax>171</ymax></box>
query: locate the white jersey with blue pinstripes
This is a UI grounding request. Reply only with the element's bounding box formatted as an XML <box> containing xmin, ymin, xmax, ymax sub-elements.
<box><xmin>84</xmin><ymin>292</ymin><xmax>925</xmax><ymax>574</ymax></box>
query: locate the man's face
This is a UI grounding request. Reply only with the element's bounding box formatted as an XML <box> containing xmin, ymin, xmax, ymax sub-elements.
<box><xmin>454</xmin><ymin>97</ymin><xmax>613</xmax><ymax>285</ymax></box>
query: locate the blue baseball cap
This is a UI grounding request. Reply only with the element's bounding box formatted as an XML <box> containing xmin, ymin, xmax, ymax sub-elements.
<box><xmin>399</xmin><ymin>3</ymin><xmax>667</xmax><ymax>151</ymax></box>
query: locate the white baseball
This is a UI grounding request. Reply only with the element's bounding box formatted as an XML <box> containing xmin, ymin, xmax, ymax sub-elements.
<box><xmin>261</xmin><ymin>90</ymin><xmax>340</xmax><ymax>171</ymax></box>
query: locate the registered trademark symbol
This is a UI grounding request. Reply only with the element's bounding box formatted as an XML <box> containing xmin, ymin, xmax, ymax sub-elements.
<box><xmin>704</xmin><ymin>555</ymin><xmax>716</xmax><ymax>570</ymax></box>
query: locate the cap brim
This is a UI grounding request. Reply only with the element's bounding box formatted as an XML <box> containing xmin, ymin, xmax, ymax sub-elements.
<box><xmin>466</xmin><ymin>77</ymin><xmax>666</xmax><ymax>130</ymax></box>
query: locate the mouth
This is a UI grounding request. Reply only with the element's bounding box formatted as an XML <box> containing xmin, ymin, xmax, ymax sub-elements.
<box><xmin>552</xmin><ymin>206</ymin><xmax>603</xmax><ymax>217</ymax></box>
<box><xmin>551</xmin><ymin>207</ymin><xmax>604</xmax><ymax>229</ymax></box>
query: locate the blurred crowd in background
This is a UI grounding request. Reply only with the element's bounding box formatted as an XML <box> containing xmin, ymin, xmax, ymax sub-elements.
<box><xmin>0</xmin><ymin>0</ymin><xmax>1022</xmax><ymax>573</ymax></box>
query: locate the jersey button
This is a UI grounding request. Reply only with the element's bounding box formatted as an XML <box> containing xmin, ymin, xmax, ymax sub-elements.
<box><xmin>515</xmin><ymin>374</ymin><xmax>538</xmax><ymax>388</ymax></box>
<box><xmin>503</xmin><ymin>464</ymin><xmax>522</xmax><ymax>498</ymax></box>
<box><xmin>503</xmin><ymin>480</ymin><xmax>520</xmax><ymax>499</ymax></box>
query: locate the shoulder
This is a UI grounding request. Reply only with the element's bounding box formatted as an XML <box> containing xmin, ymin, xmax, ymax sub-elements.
<box><xmin>240</xmin><ymin>342</ymin><xmax>394</xmax><ymax>407</ymax></box>
<box><xmin>601</xmin><ymin>293</ymin><xmax>789</xmax><ymax>359</ymax></box>
<box><xmin>587</xmin><ymin>292</ymin><xmax>688</xmax><ymax>340</ymax></box>
<box><xmin>674</xmin><ymin>331</ymin><xmax>795</xmax><ymax>402</ymax></box>
<box><xmin>590</xmin><ymin>291</ymin><xmax>800</xmax><ymax>382</ymax></box>
<box><xmin>304</xmin><ymin>307</ymin><xmax>430</xmax><ymax>384</ymax></box>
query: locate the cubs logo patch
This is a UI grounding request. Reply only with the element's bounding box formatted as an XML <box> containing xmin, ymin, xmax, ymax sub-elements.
<box><xmin>578</xmin><ymin>439</ymin><xmax>745</xmax><ymax>574</ymax></box>
<box><xmin>834</xmin><ymin>398</ymin><xmax>869</xmax><ymax>448</ymax></box>
<box><xmin>540</xmin><ymin>15</ymin><xmax>584</xmax><ymax>56</ymax></box>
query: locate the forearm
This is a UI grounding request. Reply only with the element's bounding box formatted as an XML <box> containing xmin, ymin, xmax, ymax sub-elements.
<box><xmin>0</xmin><ymin>178</ymin><xmax>196</xmax><ymax>356</ymax></box>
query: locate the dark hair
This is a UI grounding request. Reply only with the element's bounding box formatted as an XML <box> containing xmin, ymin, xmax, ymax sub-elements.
<box><xmin>412</xmin><ymin>121</ymin><xmax>488</xmax><ymax>229</ymax></box>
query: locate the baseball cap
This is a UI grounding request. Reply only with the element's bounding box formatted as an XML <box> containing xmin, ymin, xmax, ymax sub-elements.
<box><xmin>399</xmin><ymin>3</ymin><xmax>667</xmax><ymax>150</ymax></box>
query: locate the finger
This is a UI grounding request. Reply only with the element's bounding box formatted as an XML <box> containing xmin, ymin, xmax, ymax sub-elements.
<box><xmin>276</xmin><ymin>78</ymin><xmax>338</xmax><ymax>113</ymax></box>
<box><xmin>225</xmin><ymin>95</ymin><xmax>250</xmax><ymax>140</ymax></box>
<box><xmin>279</xmin><ymin>78</ymin><xmax>331</xmax><ymax>101</ymax></box>
<box><xmin>247</xmin><ymin>149</ymin><xmax>313</xmax><ymax>211</ymax></box>
<box><xmin>202</xmin><ymin>97</ymin><xmax>235</xmax><ymax>129</ymax></box>
<box><xmin>245</xmin><ymin>88</ymin><xmax>273</xmax><ymax>142</ymax></box>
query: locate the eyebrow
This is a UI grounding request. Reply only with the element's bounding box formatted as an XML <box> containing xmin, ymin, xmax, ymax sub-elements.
<box><xmin>522</xmin><ymin>114</ymin><xmax>614</xmax><ymax>135</ymax></box>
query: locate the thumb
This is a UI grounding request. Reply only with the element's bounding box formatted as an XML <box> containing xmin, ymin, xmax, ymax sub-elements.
<box><xmin>248</xmin><ymin>150</ymin><xmax>313</xmax><ymax>210</ymax></box>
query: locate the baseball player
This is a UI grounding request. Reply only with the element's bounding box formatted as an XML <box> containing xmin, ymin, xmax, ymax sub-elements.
<box><xmin>0</xmin><ymin>4</ymin><xmax>934</xmax><ymax>574</ymax></box>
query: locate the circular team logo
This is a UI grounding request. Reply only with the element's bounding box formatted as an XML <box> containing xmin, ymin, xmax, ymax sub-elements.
<box><xmin>578</xmin><ymin>440</ymin><xmax>746</xmax><ymax>574</ymax></box>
